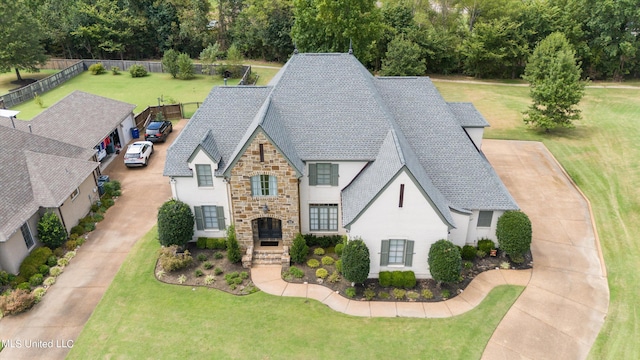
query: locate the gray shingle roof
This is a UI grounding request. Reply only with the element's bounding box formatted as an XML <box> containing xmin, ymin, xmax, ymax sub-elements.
<box><xmin>28</xmin><ymin>90</ymin><xmax>135</xmax><ymax>148</ymax></box>
<box><xmin>448</xmin><ymin>102</ymin><xmax>490</xmax><ymax>127</ymax></box>
<box><xmin>165</xmin><ymin>53</ymin><xmax>518</xmax><ymax>224</ymax></box>
<box><xmin>0</xmin><ymin>126</ymin><xmax>98</xmax><ymax>242</ymax></box>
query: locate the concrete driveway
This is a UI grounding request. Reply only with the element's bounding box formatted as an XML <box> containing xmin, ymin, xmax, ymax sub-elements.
<box><xmin>482</xmin><ymin>140</ymin><xmax>609</xmax><ymax>360</ymax></box>
<box><xmin>0</xmin><ymin>120</ymin><xmax>185</xmax><ymax>360</ymax></box>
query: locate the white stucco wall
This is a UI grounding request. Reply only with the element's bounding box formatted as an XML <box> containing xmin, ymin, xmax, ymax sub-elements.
<box><xmin>348</xmin><ymin>170</ymin><xmax>449</xmax><ymax>279</ymax></box>
<box><xmin>171</xmin><ymin>149</ymin><xmax>230</xmax><ymax>239</ymax></box>
<box><xmin>464</xmin><ymin>210</ymin><xmax>504</xmax><ymax>245</ymax></box>
<box><xmin>59</xmin><ymin>174</ymin><xmax>98</xmax><ymax>232</ymax></box>
<box><xmin>120</xmin><ymin>113</ymin><xmax>136</xmax><ymax>145</ymax></box>
<box><xmin>0</xmin><ymin>213</ymin><xmax>40</xmax><ymax>274</ymax></box>
<box><xmin>464</xmin><ymin>127</ymin><xmax>485</xmax><ymax>149</ymax></box>
<box><xmin>448</xmin><ymin>211</ymin><xmax>471</xmax><ymax>247</ymax></box>
<box><xmin>299</xmin><ymin>161</ymin><xmax>368</xmax><ymax>234</ymax></box>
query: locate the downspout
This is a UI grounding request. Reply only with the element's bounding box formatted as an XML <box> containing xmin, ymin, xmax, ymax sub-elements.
<box><xmin>226</xmin><ymin>177</ymin><xmax>234</xmax><ymax>224</ymax></box>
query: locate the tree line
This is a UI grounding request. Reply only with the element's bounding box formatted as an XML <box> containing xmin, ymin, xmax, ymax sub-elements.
<box><xmin>3</xmin><ymin>0</ymin><xmax>640</xmax><ymax>81</ymax></box>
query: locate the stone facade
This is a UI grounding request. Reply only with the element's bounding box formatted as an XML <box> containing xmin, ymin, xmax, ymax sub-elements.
<box><xmin>229</xmin><ymin>131</ymin><xmax>300</xmax><ymax>249</ymax></box>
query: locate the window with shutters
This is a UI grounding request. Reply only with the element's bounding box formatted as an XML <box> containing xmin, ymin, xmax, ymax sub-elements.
<box><xmin>251</xmin><ymin>175</ymin><xmax>277</xmax><ymax>196</ymax></box>
<box><xmin>308</xmin><ymin>163</ymin><xmax>339</xmax><ymax>186</ymax></box>
<box><xmin>477</xmin><ymin>211</ymin><xmax>493</xmax><ymax>227</ymax></box>
<box><xmin>196</xmin><ymin>164</ymin><xmax>213</xmax><ymax>187</ymax></box>
<box><xmin>380</xmin><ymin>239</ymin><xmax>414</xmax><ymax>266</ymax></box>
<box><xmin>194</xmin><ymin>206</ymin><xmax>226</xmax><ymax>230</ymax></box>
<box><xmin>309</xmin><ymin>204</ymin><xmax>338</xmax><ymax>231</ymax></box>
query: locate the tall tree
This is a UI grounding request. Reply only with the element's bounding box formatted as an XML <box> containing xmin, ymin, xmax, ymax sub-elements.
<box><xmin>380</xmin><ymin>35</ymin><xmax>425</xmax><ymax>76</ymax></box>
<box><xmin>522</xmin><ymin>32</ymin><xmax>585</xmax><ymax>132</ymax></box>
<box><xmin>291</xmin><ymin>0</ymin><xmax>383</xmax><ymax>63</ymax></box>
<box><xmin>0</xmin><ymin>0</ymin><xmax>48</xmax><ymax>81</ymax></box>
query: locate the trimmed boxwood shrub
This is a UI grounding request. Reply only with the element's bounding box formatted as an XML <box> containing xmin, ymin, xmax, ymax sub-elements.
<box><xmin>334</xmin><ymin>243</ymin><xmax>345</xmax><ymax>257</ymax></box>
<box><xmin>205</xmin><ymin>237</ymin><xmax>227</xmax><ymax>250</ymax></box>
<box><xmin>307</xmin><ymin>259</ymin><xmax>320</xmax><ymax>268</ymax></box>
<box><xmin>428</xmin><ymin>239</ymin><xmax>462</xmax><ymax>284</ymax></box>
<box><xmin>303</xmin><ymin>234</ymin><xmax>343</xmax><ymax>248</ymax></box>
<box><xmin>496</xmin><ymin>211</ymin><xmax>532</xmax><ymax>256</ymax></box>
<box><xmin>341</xmin><ymin>238</ymin><xmax>370</xmax><ymax>284</ymax></box>
<box><xmin>290</xmin><ymin>233</ymin><xmax>309</xmax><ymax>264</ymax></box>
<box><xmin>315</xmin><ymin>268</ymin><xmax>329</xmax><ymax>279</ymax></box>
<box><xmin>402</xmin><ymin>271</ymin><xmax>416</xmax><ymax>288</ymax></box>
<box><xmin>321</xmin><ymin>256</ymin><xmax>334</xmax><ymax>265</ymax></box>
<box><xmin>19</xmin><ymin>247</ymin><xmax>53</xmax><ymax>280</ymax></box>
<box><xmin>37</xmin><ymin>212</ymin><xmax>67</xmax><ymax>249</ymax></box>
<box><xmin>461</xmin><ymin>245</ymin><xmax>477</xmax><ymax>261</ymax></box>
<box><xmin>29</xmin><ymin>273</ymin><xmax>43</xmax><ymax>287</ymax></box>
<box><xmin>157</xmin><ymin>199</ymin><xmax>194</xmax><ymax>248</ymax></box>
<box><xmin>391</xmin><ymin>271</ymin><xmax>403</xmax><ymax>288</ymax></box>
<box><xmin>379</xmin><ymin>271</ymin><xmax>392</xmax><ymax>287</ymax></box>
<box><xmin>477</xmin><ymin>238</ymin><xmax>496</xmax><ymax>253</ymax></box>
<box><xmin>196</xmin><ymin>237</ymin><xmax>207</xmax><ymax>249</ymax></box>
<box><xmin>313</xmin><ymin>248</ymin><xmax>325</xmax><ymax>256</ymax></box>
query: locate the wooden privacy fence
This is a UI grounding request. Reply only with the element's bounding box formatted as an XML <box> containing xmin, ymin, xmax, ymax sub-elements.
<box><xmin>1</xmin><ymin>59</ymin><xmax>253</xmax><ymax>109</ymax></box>
<box><xmin>135</xmin><ymin>104</ymin><xmax>183</xmax><ymax>129</ymax></box>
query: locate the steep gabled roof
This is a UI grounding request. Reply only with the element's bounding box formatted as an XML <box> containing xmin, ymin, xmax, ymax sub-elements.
<box><xmin>0</xmin><ymin>126</ymin><xmax>98</xmax><ymax>242</ymax></box>
<box><xmin>187</xmin><ymin>130</ymin><xmax>222</xmax><ymax>164</ymax></box>
<box><xmin>27</xmin><ymin>90</ymin><xmax>135</xmax><ymax>148</ymax></box>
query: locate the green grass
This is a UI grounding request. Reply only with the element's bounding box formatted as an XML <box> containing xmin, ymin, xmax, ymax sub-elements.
<box><xmin>0</xmin><ymin>69</ymin><xmax>58</xmax><ymax>95</ymax></box>
<box><xmin>435</xmin><ymin>80</ymin><xmax>640</xmax><ymax>359</ymax></box>
<box><xmin>68</xmin><ymin>227</ymin><xmax>523</xmax><ymax>359</ymax></box>
<box><xmin>9</xmin><ymin>69</ymin><xmax>279</xmax><ymax>120</ymax></box>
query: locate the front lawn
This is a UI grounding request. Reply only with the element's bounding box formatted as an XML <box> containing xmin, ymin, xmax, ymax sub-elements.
<box><xmin>68</xmin><ymin>227</ymin><xmax>523</xmax><ymax>359</ymax></box>
<box><xmin>434</xmin><ymin>81</ymin><xmax>640</xmax><ymax>359</ymax></box>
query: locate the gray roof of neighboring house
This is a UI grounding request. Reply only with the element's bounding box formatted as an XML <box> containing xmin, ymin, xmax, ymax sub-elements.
<box><xmin>28</xmin><ymin>90</ymin><xmax>135</xmax><ymax>149</ymax></box>
<box><xmin>0</xmin><ymin>126</ymin><xmax>98</xmax><ymax>242</ymax></box>
<box><xmin>448</xmin><ymin>102</ymin><xmax>490</xmax><ymax>127</ymax></box>
<box><xmin>164</xmin><ymin>53</ymin><xmax>518</xmax><ymax>224</ymax></box>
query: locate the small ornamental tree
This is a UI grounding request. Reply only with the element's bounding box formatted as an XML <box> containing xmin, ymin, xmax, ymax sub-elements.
<box><xmin>290</xmin><ymin>233</ymin><xmax>309</xmax><ymax>264</ymax></box>
<box><xmin>341</xmin><ymin>238</ymin><xmax>370</xmax><ymax>285</ymax></box>
<box><xmin>226</xmin><ymin>225</ymin><xmax>241</xmax><ymax>263</ymax></box>
<box><xmin>157</xmin><ymin>199</ymin><xmax>194</xmax><ymax>248</ymax></box>
<box><xmin>428</xmin><ymin>240</ymin><xmax>461</xmax><ymax>284</ymax></box>
<box><xmin>496</xmin><ymin>210</ymin><xmax>532</xmax><ymax>256</ymax></box>
<box><xmin>177</xmin><ymin>53</ymin><xmax>195</xmax><ymax>80</ymax></box>
<box><xmin>162</xmin><ymin>49</ymin><xmax>180</xmax><ymax>78</ymax></box>
<box><xmin>37</xmin><ymin>212</ymin><xmax>67</xmax><ymax>249</ymax></box>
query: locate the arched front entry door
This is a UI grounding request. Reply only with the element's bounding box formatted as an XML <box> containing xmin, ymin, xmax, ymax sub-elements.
<box><xmin>257</xmin><ymin>218</ymin><xmax>282</xmax><ymax>239</ymax></box>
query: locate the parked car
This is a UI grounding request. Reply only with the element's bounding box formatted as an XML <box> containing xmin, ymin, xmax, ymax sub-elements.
<box><xmin>124</xmin><ymin>141</ymin><xmax>154</xmax><ymax>167</ymax></box>
<box><xmin>144</xmin><ymin>120</ymin><xmax>173</xmax><ymax>143</ymax></box>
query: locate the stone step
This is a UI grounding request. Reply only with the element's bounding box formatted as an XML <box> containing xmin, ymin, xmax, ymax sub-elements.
<box><xmin>252</xmin><ymin>250</ymin><xmax>284</xmax><ymax>265</ymax></box>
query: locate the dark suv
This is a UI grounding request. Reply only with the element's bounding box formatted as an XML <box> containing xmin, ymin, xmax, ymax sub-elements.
<box><xmin>144</xmin><ymin>121</ymin><xmax>173</xmax><ymax>143</ymax></box>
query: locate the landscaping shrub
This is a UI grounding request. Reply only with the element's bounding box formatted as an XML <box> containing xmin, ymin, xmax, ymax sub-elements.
<box><xmin>303</xmin><ymin>234</ymin><xmax>343</xmax><ymax>248</ymax></box>
<box><xmin>75</xmin><ymin>237</ymin><xmax>85</xmax><ymax>246</ymax></box>
<box><xmin>197</xmin><ymin>253</ymin><xmax>207</xmax><ymax>262</ymax></box>
<box><xmin>364</xmin><ymin>288</ymin><xmax>376</xmax><ymax>300</ymax></box>
<box><xmin>44</xmin><ymin>277</ymin><xmax>55</xmax><ymax>286</ymax></box>
<box><xmin>214</xmin><ymin>252</ymin><xmax>223</xmax><ymax>260</ymax></box>
<box><xmin>57</xmin><ymin>258</ymin><xmax>69</xmax><ymax>267</ymax></box>
<box><xmin>287</xmin><ymin>266</ymin><xmax>304</xmax><ymax>279</ymax></box>
<box><xmin>240</xmin><ymin>271</ymin><xmax>249</xmax><ymax>279</ymax></box>
<box><xmin>157</xmin><ymin>199</ymin><xmax>194</xmax><ymax>248</ymax></box>
<box><xmin>428</xmin><ymin>239</ymin><xmax>462</xmax><ymax>284</ymax></box>
<box><xmin>158</xmin><ymin>246</ymin><xmax>193</xmax><ymax>271</ymax></box>
<box><xmin>307</xmin><ymin>259</ymin><xmax>320</xmax><ymax>268</ymax></box>
<box><xmin>37</xmin><ymin>212</ymin><xmax>67</xmax><ymax>249</ymax></box>
<box><xmin>194</xmin><ymin>269</ymin><xmax>204</xmax><ymax>277</ymax></box>
<box><xmin>111</xmin><ymin>66</ymin><xmax>120</xmax><ymax>75</ymax></box>
<box><xmin>65</xmin><ymin>240</ymin><xmax>77</xmax><ymax>251</ymax></box>
<box><xmin>461</xmin><ymin>245</ymin><xmax>477</xmax><ymax>261</ymax></box>
<box><xmin>402</xmin><ymin>271</ymin><xmax>416</xmax><ymax>288</ymax></box>
<box><xmin>196</xmin><ymin>237</ymin><xmax>207</xmax><ymax>249</ymax></box>
<box><xmin>16</xmin><ymin>282</ymin><xmax>31</xmax><ymax>291</ymax></box>
<box><xmin>509</xmin><ymin>253</ymin><xmax>525</xmax><ymax>264</ymax></box>
<box><xmin>177</xmin><ymin>53</ymin><xmax>195</xmax><ymax>79</ymax></box>
<box><xmin>496</xmin><ymin>211</ymin><xmax>532</xmax><ymax>256</ymax></box>
<box><xmin>315</xmin><ymin>268</ymin><xmax>328</xmax><ymax>279</ymax></box>
<box><xmin>162</xmin><ymin>49</ymin><xmax>180</xmax><ymax>78</ymax></box>
<box><xmin>407</xmin><ymin>291</ymin><xmax>419</xmax><ymax>300</ymax></box>
<box><xmin>313</xmin><ymin>248</ymin><xmax>325</xmax><ymax>256</ymax></box>
<box><xmin>103</xmin><ymin>181</ymin><xmax>121</xmax><ymax>197</ymax></box>
<box><xmin>464</xmin><ymin>261</ymin><xmax>473</xmax><ymax>269</ymax></box>
<box><xmin>422</xmin><ymin>289</ymin><xmax>434</xmax><ymax>299</ymax></box>
<box><xmin>321</xmin><ymin>256</ymin><xmax>334</xmax><ymax>265</ymax></box>
<box><xmin>477</xmin><ymin>238</ymin><xmax>496</xmax><ymax>253</ymax></box>
<box><xmin>391</xmin><ymin>271</ymin><xmax>404</xmax><ymax>288</ymax></box>
<box><xmin>226</xmin><ymin>225</ymin><xmax>241</xmax><ymax>263</ymax></box>
<box><xmin>64</xmin><ymin>252</ymin><xmax>76</xmax><ymax>262</ymax></box>
<box><xmin>335</xmin><ymin>259</ymin><xmax>342</xmax><ymax>274</ymax></box>
<box><xmin>214</xmin><ymin>267</ymin><xmax>223</xmax><ymax>275</ymax></box>
<box><xmin>89</xmin><ymin>63</ymin><xmax>105</xmax><ymax>75</ymax></box>
<box><xmin>345</xmin><ymin>287</ymin><xmax>356</xmax><ymax>298</ymax></box>
<box><xmin>70</xmin><ymin>225</ymin><xmax>84</xmax><ymax>237</ymax></box>
<box><xmin>129</xmin><ymin>64</ymin><xmax>148</xmax><ymax>77</ymax></box>
<box><xmin>328</xmin><ymin>271</ymin><xmax>340</xmax><ymax>283</ymax></box>
<box><xmin>38</xmin><ymin>264</ymin><xmax>49</xmax><ymax>276</ymax></box>
<box><xmin>101</xmin><ymin>197</ymin><xmax>115</xmax><ymax>208</ymax></box>
<box><xmin>379</xmin><ymin>271</ymin><xmax>392</xmax><ymax>287</ymax></box>
<box><xmin>441</xmin><ymin>289</ymin><xmax>451</xmax><ymax>299</ymax></box>
<box><xmin>379</xmin><ymin>291</ymin><xmax>390</xmax><ymax>299</ymax></box>
<box><xmin>203</xmin><ymin>262</ymin><xmax>213</xmax><ymax>270</ymax></box>
<box><xmin>49</xmin><ymin>266</ymin><xmax>62</xmax><ymax>277</ymax></box>
<box><xmin>0</xmin><ymin>271</ymin><xmax>9</xmax><ymax>286</ymax></box>
<box><xmin>19</xmin><ymin>247</ymin><xmax>53</xmax><ymax>280</ymax></box>
<box><xmin>205</xmin><ymin>237</ymin><xmax>226</xmax><ymax>250</ymax></box>
<box><xmin>83</xmin><ymin>222</ymin><xmax>95</xmax><ymax>233</ymax></box>
<box><xmin>178</xmin><ymin>275</ymin><xmax>186</xmax><ymax>284</ymax></box>
<box><xmin>341</xmin><ymin>238</ymin><xmax>370</xmax><ymax>284</ymax></box>
<box><xmin>476</xmin><ymin>249</ymin><xmax>487</xmax><ymax>258</ymax></box>
<box><xmin>33</xmin><ymin>287</ymin><xmax>46</xmax><ymax>303</ymax></box>
<box><xmin>29</xmin><ymin>274</ymin><xmax>43</xmax><ymax>287</ymax></box>
<box><xmin>290</xmin><ymin>233</ymin><xmax>309</xmax><ymax>264</ymax></box>
<box><xmin>92</xmin><ymin>214</ymin><xmax>104</xmax><ymax>222</ymax></box>
<box><xmin>393</xmin><ymin>288</ymin><xmax>406</xmax><ymax>299</ymax></box>
<box><xmin>225</xmin><ymin>272</ymin><xmax>243</xmax><ymax>285</ymax></box>
<box><xmin>0</xmin><ymin>289</ymin><xmax>36</xmax><ymax>315</ymax></box>
<box><xmin>204</xmin><ymin>275</ymin><xmax>215</xmax><ymax>285</ymax></box>
<box><xmin>335</xmin><ymin>243</ymin><xmax>344</xmax><ymax>257</ymax></box>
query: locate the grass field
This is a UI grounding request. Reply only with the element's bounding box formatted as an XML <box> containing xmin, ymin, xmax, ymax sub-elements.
<box><xmin>0</xmin><ymin>69</ymin><xmax>58</xmax><ymax>95</ymax></box>
<box><xmin>435</xmin><ymin>81</ymin><xmax>640</xmax><ymax>359</ymax></box>
<box><xmin>9</xmin><ymin>68</ymin><xmax>277</xmax><ymax>120</ymax></box>
<box><xmin>67</xmin><ymin>228</ymin><xmax>523</xmax><ymax>359</ymax></box>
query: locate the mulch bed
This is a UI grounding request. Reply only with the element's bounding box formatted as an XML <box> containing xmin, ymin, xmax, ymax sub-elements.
<box><xmin>154</xmin><ymin>243</ymin><xmax>258</xmax><ymax>295</ymax></box>
<box><xmin>283</xmin><ymin>246</ymin><xmax>533</xmax><ymax>302</ymax></box>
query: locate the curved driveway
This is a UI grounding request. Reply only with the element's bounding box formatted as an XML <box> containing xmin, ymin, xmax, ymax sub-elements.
<box><xmin>0</xmin><ymin>120</ymin><xmax>184</xmax><ymax>360</ymax></box>
<box><xmin>482</xmin><ymin>140</ymin><xmax>609</xmax><ymax>360</ymax></box>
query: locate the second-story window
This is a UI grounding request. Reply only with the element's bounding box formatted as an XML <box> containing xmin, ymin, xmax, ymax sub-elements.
<box><xmin>251</xmin><ymin>175</ymin><xmax>277</xmax><ymax>196</ymax></box>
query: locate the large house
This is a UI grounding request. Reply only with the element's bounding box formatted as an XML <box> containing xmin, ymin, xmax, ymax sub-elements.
<box><xmin>164</xmin><ymin>53</ymin><xmax>518</xmax><ymax>278</ymax></box>
<box><xmin>0</xmin><ymin>126</ymin><xmax>99</xmax><ymax>274</ymax></box>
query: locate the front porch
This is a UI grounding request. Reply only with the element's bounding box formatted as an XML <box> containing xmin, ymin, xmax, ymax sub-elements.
<box><xmin>242</xmin><ymin>217</ymin><xmax>291</xmax><ymax>268</ymax></box>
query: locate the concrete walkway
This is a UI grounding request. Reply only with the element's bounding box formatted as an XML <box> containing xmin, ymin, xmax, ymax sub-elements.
<box><xmin>0</xmin><ymin>120</ymin><xmax>185</xmax><ymax>360</ymax></box>
<box><xmin>252</xmin><ymin>266</ymin><xmax>531</xmax><ymax>318</ymax></box>
<box><xmin>481</xmin><ymin>140</ymin><xmax>609</xmax><ymax>360</ymax></box>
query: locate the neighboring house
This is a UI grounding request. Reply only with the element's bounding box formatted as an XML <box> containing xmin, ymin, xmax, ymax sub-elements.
<box><xmin>7</xmin><ymin>91</ymin><xmax>137</xmax><ymax>164</ymax></box>
<box><xmin>0</xmin><ymin>126</ymin><xmax>99</xmax><ymax>274</ymax></box>
<box><xmin>164</xmin><ymin>53</ymin><xmax>518</xmax><ymax>278</ymax></box>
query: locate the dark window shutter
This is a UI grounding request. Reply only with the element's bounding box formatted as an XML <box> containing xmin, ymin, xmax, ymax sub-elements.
<box><xmin>380</xmin><ymin>240</ymin><xmax>390</xmax><ymax>266</ymax></box>
<box><xmin>216</xmin><ymin>206</ymin><xmax>226</xmax><ymax>230</ymax></box>
<box><xmin>194</xmin><ymin>206</ymin><xmax>204</xmax><ymax>230</ymax></box>
<box><xmin>404</xmin><ymin>240</ymin><xmax>414</xmax><ymax>266</ymax></box>
<box><xmin>309</xmin><ymin>164</ymin><xmax>317</xmax><ymax>186</ymax></box>
<box><xmin>330</xmin><ymin>164</ymin><xmax>339</xmax><ymax>186</ymax></box>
